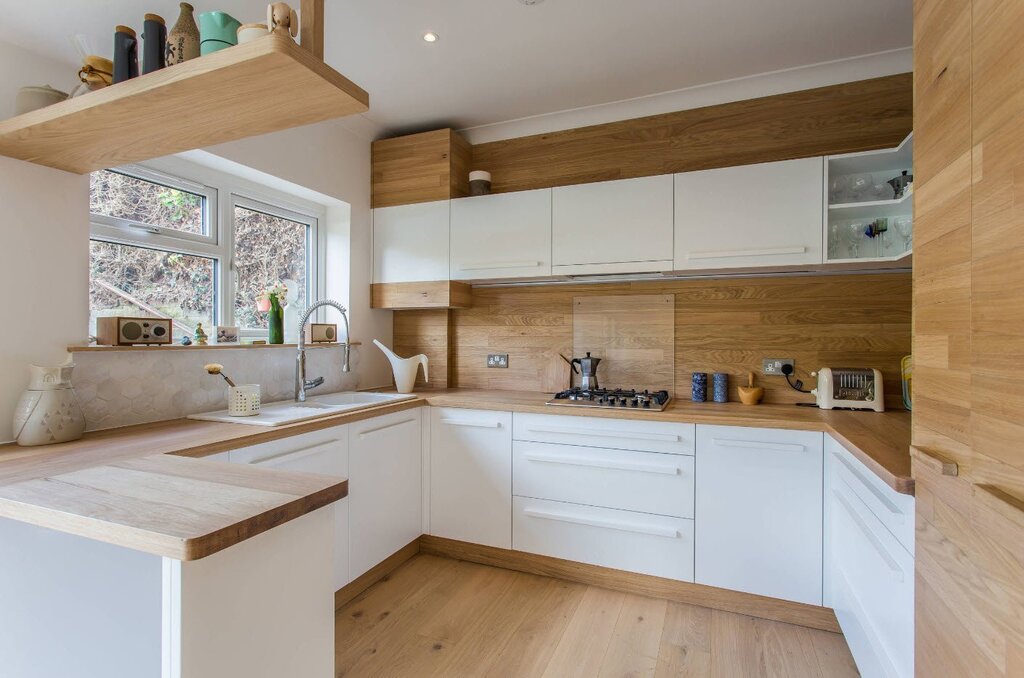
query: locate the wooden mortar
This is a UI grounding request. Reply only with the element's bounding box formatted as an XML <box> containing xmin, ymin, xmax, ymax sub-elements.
<box><xmin>738</xmin><ymin>371</ymin><xmax>764</xmax><ymax>405</ymax></box>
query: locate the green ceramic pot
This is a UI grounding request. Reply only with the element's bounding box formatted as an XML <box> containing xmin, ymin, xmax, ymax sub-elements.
<box><xmin>268</xmin><ymin>296</ymin><xmax>284</xmax><ymax>344</ymax></box>
<box><xmin>198</xmin><ymin>11</ymin><xmax>241</xmax><ymax>55</ymax></box>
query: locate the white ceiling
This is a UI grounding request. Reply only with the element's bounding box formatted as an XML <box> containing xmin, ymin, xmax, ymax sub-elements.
<box><xmin>0</xmin><ymin>0</ymin><xmax>911</xmax><ymax>138</ymax></box>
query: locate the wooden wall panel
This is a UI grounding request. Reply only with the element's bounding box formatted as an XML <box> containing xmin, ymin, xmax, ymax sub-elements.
<box><xmin>470</xmin><ymin>74</ymin><xmax>913</xmax><ymax>194</ymax></box>
<box><xmin>422</xmin><ymin>273</ymin><xmax>912</xmax><ymax>407</ymax></box>
<box><xmin>371</xmin><ymin>129</ymin><xmax>471</xmax><ymax>208</ymax></box>
<box><xmin>914</xmin><ymin>0</ymin><xmax>1024</xmax><ymax>673</ymax></box>
<box><xmin>392</xmin><ymin>309</ymin><xmax>450</xmax><ymax>390</ymax></box>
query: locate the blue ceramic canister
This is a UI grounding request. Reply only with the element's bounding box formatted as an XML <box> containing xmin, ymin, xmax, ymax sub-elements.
<box><xmin>691</xmin><ymin>372</ymin><xmax>708</xmax><ymax>402</ymax></box>
<box><xmin>713</xmin><ymin>372</ymin><xmax>729</xmax><ymax>403</ymax></box>
<box><xmin>198</xmin><ymin>11</ymin><xmax>242</xmax><ymax>55</ymax></box>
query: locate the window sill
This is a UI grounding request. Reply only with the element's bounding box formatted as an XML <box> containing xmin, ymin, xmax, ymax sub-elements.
<box><xmin>67</xmin><ymin>342</ymin><xmax>361</xmax><ymax>353</ymax></box>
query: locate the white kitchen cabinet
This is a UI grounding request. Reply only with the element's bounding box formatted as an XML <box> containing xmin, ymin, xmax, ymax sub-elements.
<box><xmin>348</xmin><ymin>410</ymin><xmax>422</xmax><ymax>578</ymax></box>
<box><xmin>551</xmin><ymin>175</ymin><xmax>674</xmax><ymax>275</ymax></box>
<box><xmin>429</xmin><ymin>408</ymin><xmax>513</xmax><ymax>548</ymax></box>
<box><xmin>673</xmin><ymin>157</ymin><xmax>824</xmax><ymax>270</ymax></box>
<box><xmin>230</xmin><ymin>427</ymin><xmax>350</xmax><ymax>590</ymax></box>
<box><xmin>695</xmin><ymin>425</ymin><xmax>824</xmax><ymax>605</ymax></box>
<box><xmin>372</xmin><ymin>200</ymin><xmax>450</xmax><ymax>283</ymax></box>
<box><xmin>826</xmin><ymin>436</ymin><xmax>914</xmax><ymax>678</ymax></box>
<box><xmin>513</xmin><ymin>496</ymin><xmax>694</xmax><ymax>581</ymax></box>
<box><xmin>513</xmin><ymin>412</ymin><xmax>695</xmax><ymax>456</ymax></box>
<box><xmin>450</xmin><ymin>189</ymin><xmax>552</xmax><ymax>280</ymax></box>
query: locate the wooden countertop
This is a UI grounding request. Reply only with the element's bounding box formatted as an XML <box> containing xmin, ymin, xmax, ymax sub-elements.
<box><xmin>421</xmin><ymin>390</ymin><xmax>913</xmax><ymax>495</ymax></box>
<box><xmin>0</xmin><ymin>387</ymin><xmax>910</xmax><ymax>561</ymax></box>
<box><xmin>0</xmin><ymin>399</ymin><xmax>422</xmax><ymax>560</ymax></box>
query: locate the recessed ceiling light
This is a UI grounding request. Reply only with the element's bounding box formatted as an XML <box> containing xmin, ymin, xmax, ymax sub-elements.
<box><xmin>519</xmin><ymin>0</ymin><xmax>545</xmax><ymax>4</ymax></box>
<box><xmin>423</xmin><ymin>32</ymin><xmax>439</xmax><ymax>43</ymax></box>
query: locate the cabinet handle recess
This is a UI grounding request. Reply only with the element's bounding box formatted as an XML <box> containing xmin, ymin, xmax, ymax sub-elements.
<box><xmin>711</xmin><ymin>438</ymin><xmax>806</xmax><ymax>453</ymax></box>
<box><xmin>458</xmin><ymin>261</ymin><xmax>541</xmax><ymax>271</ymax></box>
<box><xmin>438</xmin><ymin>418</ymin><xmax>503</xmax><ymax>429</ymax></box>
<box><xmin>358</xmin><ymin>418</ymin><xmax>417</xmax><ymax>438</ymax></box>
<box><xmin>831</xmin><ymin>450</ymin><xmax>904</xmax><ymax>522</ymax></box>
<box><xmin>524</xmin><ymin>451</ymin><xmax>681</xmax><ymax>476</ymax></box>
<box><xmin>687</xmin><ymin>246</ymin><xmax>806</xmax><ymax>260</ymax></box>
<box><xmin>251</xmin><ymin>438</ymin><xmax>343</xmax><ymax>466</ymax></box>
<box><xmin>527</xmin><ymin>426</ymin><xmax>681</xmax><ymax>443</ymax></box>
<box><xmin>833</xmin><ymin>483</ymin><xmax>904</xmax><ymax>582</ymax></box>
<box><xmin>522</xmin><ymin>507</ymin><xmax>681</xmax><ymax>539</ymax></box>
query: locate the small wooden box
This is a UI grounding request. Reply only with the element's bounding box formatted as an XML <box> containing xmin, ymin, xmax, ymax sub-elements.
<box><xmin>304</xmin><ymin>323</ymin><xmax>338</xmax><ymax>343</ymax></box>
<box><xmin>96</xmin><ymin>316</ymin><xmax>173</xmax><ymax>345</ymax></box>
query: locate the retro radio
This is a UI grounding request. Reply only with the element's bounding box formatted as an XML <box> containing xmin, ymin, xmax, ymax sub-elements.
<box><xmin>96</xmin><ymin>316</ymin><xmax>173</xmax><ymax>346</ymax></box>
<box><xmin>304</xmin><ymin>323</ymin><xmax>338</xmax><ymax>343</ymax></box>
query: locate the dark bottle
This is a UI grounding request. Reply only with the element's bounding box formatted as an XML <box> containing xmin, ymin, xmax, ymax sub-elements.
<box><xmin>142</xmin><ymin>14</ymin><xmax>167</xmax><ymax>74</ymax></box>
<box><xmin>113</xmin><ymin>25</ymin><xmax>139</xmax><ymax>83</ymax></box>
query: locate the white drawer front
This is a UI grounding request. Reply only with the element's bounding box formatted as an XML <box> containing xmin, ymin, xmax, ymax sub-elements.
<box><xmin>230</xmin><ymin>425</ymin><xmax>348</xmax><ymax>465</ymax></box>
<box><xmin>513</xmin><ymin>496</ymin><xmax>694</xmax><ymax>581</ymax></box>
<box><xmin>830</xmin><ymin>476</ymin><xmax>914</xmax><ymax>678</ymax></box>
<box><xmin>513</xmin><ymin>413</ymin><xmax>695</xmax><ymax>455</ymax></box>
<box><xmin>827</xmin><ymin>435</ymin><xmax>914</xmax><ymax>555</ymax></box>
<box><xmin>513</xmin><ymin>440</ymin><xmax>694</xmax><ymax>518</ymax></box>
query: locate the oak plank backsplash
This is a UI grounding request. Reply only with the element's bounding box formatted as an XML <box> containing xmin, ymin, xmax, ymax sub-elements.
<box><xmin>394</xmin><ymin>273</ymin><xmax>911</xmax><ymax>407</ymax></box>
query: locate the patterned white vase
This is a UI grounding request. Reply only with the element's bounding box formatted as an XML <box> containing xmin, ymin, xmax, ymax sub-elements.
<box><xmin>12</xmin><ymin>364</ymin><xmax>87</xmax><ymax>446</ymax></box>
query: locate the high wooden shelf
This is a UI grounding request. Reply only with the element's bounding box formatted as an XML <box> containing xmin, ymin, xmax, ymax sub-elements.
<box><xmin>0</xmin><ymin>33</ymin><xmax>368</xmax><ymax>174</ymax></box>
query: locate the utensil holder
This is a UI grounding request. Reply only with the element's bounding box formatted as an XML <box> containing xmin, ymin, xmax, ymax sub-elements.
<box><xmin>228</xmin><ymin>384</ymin><xmax>261</xmax><ymax>417</ymax></box>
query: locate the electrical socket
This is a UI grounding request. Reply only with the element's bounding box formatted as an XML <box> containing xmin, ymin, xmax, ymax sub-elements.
<box><xmin>762</xmin><ymin>358</ymin><xmax>795</xmax><ymax>376</ymax></box>
<box><xmin>487</xmin><ymin>353</ymin><xmax>509</xmax><ymax>368</ymax></box>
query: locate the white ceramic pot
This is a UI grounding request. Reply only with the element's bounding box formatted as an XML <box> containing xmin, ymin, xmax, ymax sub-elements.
<box><xmin>15</xmin><ymin>85</ymin><xmax>69</xmax><ymax>115</ymax></box>
<box><xmin>237</xmin><ymin>22</ymin><xmax>270</xmax><ymax>44</ymax></box>
<box><xmin>374</xmin><ymin>340</ymin><xmax>428</xmax><ymax>394</ymax></box>
<box><xmin>12</xmin><ymin>364</ymin><xmax>86</xmax><ymax>446</ymax></box>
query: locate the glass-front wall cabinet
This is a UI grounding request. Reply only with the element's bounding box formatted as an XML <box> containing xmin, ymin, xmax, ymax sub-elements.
<box><xmin>825</xmin><ymin>133</ymin><xmax>913</xmax><ymax>263</ymax></box>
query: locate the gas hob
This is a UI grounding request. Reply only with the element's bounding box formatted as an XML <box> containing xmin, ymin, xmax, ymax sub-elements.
<box><xmin>546</xmin><ymin>388</ymin><xmax>672</xmax><ymax>412</ymax></box>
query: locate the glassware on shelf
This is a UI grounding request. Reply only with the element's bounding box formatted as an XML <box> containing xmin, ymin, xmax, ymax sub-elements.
<box><xmin>830</xmin><ymin>175</ymin><xmax>854</xmax><ymax>203</ymax></box>
<box><xmin>847</xmin><ymin>222</ymin><xmax>864</xmax><ymax>258</ymax></box>
<box><xmin>829</xmin><ymin>223</ymin><xmax>841</xmax><ymax>259</ymax></box>
<box><xmin>849</xmin><ymin>173</ymin><xmax>873</xmax><ymax>201</ymax></box>
<box><xmin>893</xmin><ymin>216</ymin><xmax>913</xmax><ymax>252</ymax></box>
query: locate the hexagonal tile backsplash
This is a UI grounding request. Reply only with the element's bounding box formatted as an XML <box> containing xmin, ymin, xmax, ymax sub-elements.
<box><xmin>72</xmin><ymin>346</ymin><xmax>361</xmax><ymax>432</ymax></box>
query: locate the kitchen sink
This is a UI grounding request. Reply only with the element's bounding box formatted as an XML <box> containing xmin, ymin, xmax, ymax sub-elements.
<box><xmin>187</xmin><ymin>392</ymin><xmax>417</xmax><ymax>427</ymax></box>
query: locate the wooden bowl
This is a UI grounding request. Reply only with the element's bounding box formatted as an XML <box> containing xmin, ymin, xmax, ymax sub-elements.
<box><xmin>737</xmin><ymin>386</ymin><xmax>764</xmax><ymax>405</ymax></box>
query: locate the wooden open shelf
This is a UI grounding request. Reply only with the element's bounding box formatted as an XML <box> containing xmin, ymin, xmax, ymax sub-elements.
<box><xmin>0</xmin><ymin>34</ymin><xmax>368</xmax><ymax>174</ymax></box>
<box><xmin>68</xmin><ymin>341</ymin><xmax>361</xmax><ymax>353</ymax></box>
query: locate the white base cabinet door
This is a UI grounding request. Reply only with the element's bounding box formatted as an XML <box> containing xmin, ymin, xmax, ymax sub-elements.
<box><xmin>229</xmin><ymin>427</ymin><xmax>350</xmax><ymax>591</ymax></box>
<box><xmin>372</xmin><ymin>200</ymin><xmax>450</xmax><ymax>283</ymax></box>
<box><xmin>673</xmin><ymin>157</ymin><xmax>824</xmax><ymax>270</ymax></box>
<box><xmin>429</xmin><ymin>408</ymin><xmax>513</xmax><ymax>548</ymax></box>
<box><xmin>695</xmin><ymin>425</ymin><xmax>824</xmax><ymax>605</ymax></box>
<box><xmin>513</xmin><ymin>496</ymin><xmax>694</xmax><ymax>581</ymax></box>
<box><xmin>552</xmin><ymin>174</ymin><xmax>674</xmax><ymax>275</ymax></box>
<box><xmin>348</xmin><ymin>410</ymin><xmax>423</xmax><ymax>578</ymax></box>
<box><xmin>450</xmin><ymin>189</ymin><xmax>552</xmax><ymax>280</ymax></box>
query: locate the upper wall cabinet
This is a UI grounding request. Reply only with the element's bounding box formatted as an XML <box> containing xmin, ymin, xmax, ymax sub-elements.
<box><xmin>373</xmin><ymin>200</ymin><xmax>450</xmax><ymax>284</ymax></box>
<box><xmin>371</xmin><ymin>129</ymin><xmax>471</xmax><ymax>208</ymax></box>
<box><xmin>450</xmin><ymin>189</ymin><xmax>553</xmax><ymax>281</ymax></box>
<box><xmin>673</xmin><ymin>158</ymin><xmax>824</xmax><ymax>271</ymax></box>
<box><xmin>552</xmin><ymin>175</ymin><xmax>674</xmax><ymax>275</ymax></box>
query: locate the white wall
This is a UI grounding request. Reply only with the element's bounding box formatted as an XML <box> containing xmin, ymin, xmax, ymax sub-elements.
<box><xmin>0</xmin><ymin>40</ymin><xmax>389</xmax><ymax>442</ymax></box>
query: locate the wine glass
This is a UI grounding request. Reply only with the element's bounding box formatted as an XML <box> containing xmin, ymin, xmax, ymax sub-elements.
<box><xmin>893</xmin><ymin>216</ymin><xmax>913</xmax><ymax>252</ymax></box>
<box><xmin>829</xmin><ymin>223</ymin><xmax>841</xmax><ymax>259</ymax></box>
<box><xmin>847</xmin><ymin>222</ymin><xmax>864</xmax><ymax>258</ymax></box>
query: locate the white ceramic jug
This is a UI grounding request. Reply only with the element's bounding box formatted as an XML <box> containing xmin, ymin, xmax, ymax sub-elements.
<box><xmin>373</xmin><ymin>340</ymin><xmax>428</xmax><ymax>394</ymax></box>
<box><xmin>12</xmin><ymin>364</ymin><xmax>86</xmax><ymax>446</ymax></box>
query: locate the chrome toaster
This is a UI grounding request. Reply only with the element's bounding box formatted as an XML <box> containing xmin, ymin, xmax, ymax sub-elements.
<box><xmin>812</xmin><ymin>367</ymin><xmax>884</xmax><ymax>412</ymax></box>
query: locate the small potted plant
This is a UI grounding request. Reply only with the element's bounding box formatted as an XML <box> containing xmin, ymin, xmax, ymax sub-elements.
<box><xmin>256</xmin><ymin>283</ymin><xmax>288</xmax><ymax>344</ymax></box>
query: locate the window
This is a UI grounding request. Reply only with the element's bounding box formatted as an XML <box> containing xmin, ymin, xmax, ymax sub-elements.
<box><xmin>89</xmin><ymin>163</ymin><xmax>320</xmax><ymax>341</ymax></box>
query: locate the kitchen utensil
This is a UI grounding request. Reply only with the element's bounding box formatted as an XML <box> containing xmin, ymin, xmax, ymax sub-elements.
<box><xmin>713</xmin><ymin>373</ymin><xmax>728</xmax><ymax>403</ymax></box>
<box><xmin>204</xmin><ymin>363</ymin><xmax>236</xmax><ymax>387</ymax></box>
<box><xmin>228</xmin><ymin>384</ymin><xmax>261</xmax><ymax>417</ymax></box>
<box><xmin>811</xmin><ymin>367</ymin><xmax>884</xmax><ymax>412</ymax></box>
<box><xmin>691</xmin><ymin>372</ymin><xmax>708</xmax><ymax>402</ymax></box>
<box><xmin>142</xmin><ymin>14</ymin><xmax>167</xmax><ymax>74</ymax></box>
<box><xmin>374</xmin><ymin>339</ymin><xmax>428</xmax><ymax>394</ymax></box>
<box><xmin>112</xmin><ymin>25</ymin><xmax>138</xmax><ymax>83</ymax></box>
<box><xmin>738</xmin><ymin>372</ymin><xmax>763</xmax><ymax>405</ymax></box>
<box><xmin>887</xmin><ymin>170</ymin><xmax>913</xmax><ymax>199</ymax></box>
<box><xmin>237</xmin><ymin>22</ymin><xmax>270</xmax><ymax>44</ymax></box>
<box><xmin>12</xmin><ymin>364</ymin><xmax>86</xmax><ymax>446</ymax></box>
<box><xmin>167</xmin><ymin>2</ymin><xmax>200</xmax><ymax>64</ymax></box>
<box><xmin>14</xmin><ymin>85</ymin><xmax>68</xmax><ymax>114</ymax></box>
<box><xmin>570</xmin><ymin>352</ymin><xmax>601</xmax><ymax>390</ymax></box>
<box><xmin>199</xmin><ymin>11</ymin><xmax>242</xmax><ymax>55</ymax></box>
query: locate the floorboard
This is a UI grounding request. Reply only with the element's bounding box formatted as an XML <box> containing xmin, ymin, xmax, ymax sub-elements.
<box><xmin>335</xmin><ymin>554</ymin><xmax>858</xmax><ymax>677</ymax></box>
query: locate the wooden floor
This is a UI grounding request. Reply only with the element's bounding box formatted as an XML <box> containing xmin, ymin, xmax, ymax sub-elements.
<box><xmin>335</xmin><ymin>554</ymin><xmax>859</xmax><ymax>677</ymax></box>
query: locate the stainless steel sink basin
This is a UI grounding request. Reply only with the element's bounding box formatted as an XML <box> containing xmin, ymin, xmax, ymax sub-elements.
<box><xmin>187</xmin><ymin>392</ymin><xmax>417</xmax><ymax>427</ymax></box>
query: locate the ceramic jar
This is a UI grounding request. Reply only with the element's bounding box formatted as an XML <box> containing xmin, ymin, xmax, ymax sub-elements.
<box><xmin>14</xmin><ymin>86</ymin><xmax>68</xmax><ymax>114</ymax></box>
<box><xmin>713</xmin><ymin>373</ymin><xmax>729</xmax><ymax>403</ymax></box>
<box><xmin>237</xmin><ymin>22</ymin><xmax>270</xmax><ymax>44</ymax></box>
<box><xmin>12</xmin><ymin>365</ymin><xmax>86</xmax><ymax>447</ymax></box>
<box><xmin>199</xmin><ymin>11</ymin><xmax>242</xmax><ymax>55</ymax></box>
<box><xmin>112</xmin><ymin>25</ymin><xmax>139</xmax><ymax>83</ymax></box>
<box><xmin>142</xmin><ymin>13</ymin><xmax>167</xmax><ymax>74</ymax></box>
<box><xmin>469</xmin><ymin>170</ymin><xmax>492</xmax><ymax>196</ymax></box>
<box><xmin>166</xmin><ymin>2</ymin><xmax>200</xmax><ymax>64</ymax></box>
<box><xmin>691</xmin><ymin>372</ymin><xmax>708</xmax><ymax>402</ymax></box>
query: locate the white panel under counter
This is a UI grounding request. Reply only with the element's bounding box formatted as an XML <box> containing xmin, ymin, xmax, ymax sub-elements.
<box><xmin>513</xmin><ymin>411</ymin><xmax>695</xmax><ymax>455</ymax></box>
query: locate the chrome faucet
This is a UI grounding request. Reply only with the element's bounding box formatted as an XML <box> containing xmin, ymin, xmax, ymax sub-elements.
<box><xmin>295</xmin><ymin>299</ymin><xmax>351</xmax><ymax>402</ymax></box>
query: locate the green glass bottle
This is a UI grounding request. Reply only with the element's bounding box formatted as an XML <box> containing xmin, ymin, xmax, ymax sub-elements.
<box><xmin>268</xmin><ymin>296</ymin><xmax>284</xmax><ymax>344</ymax></box>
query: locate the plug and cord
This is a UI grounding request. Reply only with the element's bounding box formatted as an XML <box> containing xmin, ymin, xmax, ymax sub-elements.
<box><xmin>782</xmin><ymin>363</ymin><xmax>812</xmax><ymax>394</ymax></box>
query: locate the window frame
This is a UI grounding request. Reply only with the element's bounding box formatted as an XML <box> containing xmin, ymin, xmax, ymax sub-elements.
<box><xmin>88</xmin><ymin>158</ymin><xmax>326</xmax><ymax>339</ymax></box>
